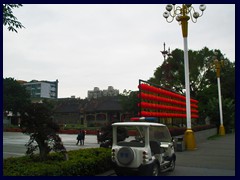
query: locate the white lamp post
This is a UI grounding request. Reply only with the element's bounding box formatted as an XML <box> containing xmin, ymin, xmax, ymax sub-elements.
<box><xmin>213</xmin><ymin>51</ymin><xmax>226</xmax><ymax>136</ymax></box>
<box><xmin>163</xmin><ymin>4</ymin><xmax>206</xmax><ymax>150</ymax></box>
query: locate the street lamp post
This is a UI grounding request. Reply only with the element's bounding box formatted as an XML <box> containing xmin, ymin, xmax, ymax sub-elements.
<box><xmin>213</xmin><ymin>51</ymin><xmax>226</xmax><ymax>136</ymax></box>
<box><xmin>160</xmin><ymin>42</ymin><xmax>171</xmax><ymax>61</ymax></box>
<box><xmin>163</xmin><ymin>4</ymin><xmax>206</xmax><ymax>150</ymax></box>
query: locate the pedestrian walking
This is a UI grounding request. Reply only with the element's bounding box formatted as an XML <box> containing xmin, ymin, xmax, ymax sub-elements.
<box><xmin>76</xmin><ymin>130</ymin><xmax>83</xmax><ymax>145</ymax></box>
<box><xmin>97</xmin><ymin>129</ymin><xmax>101</xmax><ymax>144</ymax></box>
<box><xmin>81</xmin><ymin>130</ymin><xmax>86</xmax><ymax>145</ymax></box>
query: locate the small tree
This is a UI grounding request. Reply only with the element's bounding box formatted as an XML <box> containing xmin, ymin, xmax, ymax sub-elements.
<box><xmin>21</xmin><ymin>101</ymin><xmax>68</xmax><ymax>161</ymax></box>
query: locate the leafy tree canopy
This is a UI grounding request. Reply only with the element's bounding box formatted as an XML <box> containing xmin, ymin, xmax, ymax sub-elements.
<box><xmin>3</xmin><ymin>77</ymin><xmax>31</xmax><ymax>115</ymax></box>
<box><xmin>3</xmin><ymin>4</ymin><xmax>25</xmax><ymax>33</ymax></box>
<box><xmin>148</xmin><ymin>47</ymin><xmax>235</xmax><ymax>130</ymax></box>
<box><xmin>148</xmin><ymin>47</ymin><xmax>234</xmax><ymax>100</ymax></box>
<box><xmin>119</xmin><ymin>90</ymin><xmax>138</xmax><ymax>116</ymax></box>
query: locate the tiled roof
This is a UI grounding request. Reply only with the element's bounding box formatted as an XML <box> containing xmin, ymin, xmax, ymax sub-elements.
<box><xmin>85</xmin><ymin>97</ymin><xmax>122</xmax><ymax>112</ymax></box>
<box><xmin>54</xmin><ymin>96</ymin><xmax>122</xmax><ymax>113</ymax></box>
<box><xmin>54</xmin><ymin>103</ymin><xmax>82</xmax><ymax>113</ymax></box>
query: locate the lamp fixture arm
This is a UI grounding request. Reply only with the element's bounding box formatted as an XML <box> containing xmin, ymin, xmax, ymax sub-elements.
<box><xmin>163</xmin><ymin>4</ymin><xmax>206</xmax><ymax>24</ymax></box>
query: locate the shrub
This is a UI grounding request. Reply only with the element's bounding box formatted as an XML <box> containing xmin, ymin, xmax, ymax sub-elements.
<box><xmin>168</xmin><ymin>124</ymin><xmax>216</xmax><ymax>136</ymax></box>
<box><xmin>3</xmin><ymin>148</ymin><xmax>112</xmax><ymax>176</ymax></box>
<box><xmin>192</xmin><ymin>124</ymin><xmax>216</xmax><ymax>132</ymax></box>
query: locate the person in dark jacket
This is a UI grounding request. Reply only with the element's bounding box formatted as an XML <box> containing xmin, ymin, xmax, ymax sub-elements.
<box><xmin>81</xmin><ymin>130</ymin><xmax>86</xmax><ymax>145</ymax></box>
<box><xmin>76</xmin><ymin>130</ymin><xmax>83</xmax><ymax>145</ymax></box>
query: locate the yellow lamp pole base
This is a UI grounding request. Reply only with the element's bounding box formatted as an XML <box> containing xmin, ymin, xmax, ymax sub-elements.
<box><xmin>184</xmin><ymin>129</ymin><xmax>197</xmax><ymax>150</ymax></box>
<box><xmin>219</xmin><ymin>125</ymin><xmax>225</xmax><ymax>136</ymax></box>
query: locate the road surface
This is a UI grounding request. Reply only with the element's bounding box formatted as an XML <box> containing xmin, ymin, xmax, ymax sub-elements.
<box><xmin>3</xmin><ymin>132</ymin><xmax>99</xmax><ymax>159</ymax></box>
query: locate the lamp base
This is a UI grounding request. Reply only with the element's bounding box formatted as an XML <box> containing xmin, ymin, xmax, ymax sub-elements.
<box><xmin>219</xmin><ymin>124</ymin><xmax>225</xmax><ymax>136</ymax></box>
<box><xmin>184</xmin><ymin>129</ymin><xmax>197</xmax><ymax>150</ymax></box>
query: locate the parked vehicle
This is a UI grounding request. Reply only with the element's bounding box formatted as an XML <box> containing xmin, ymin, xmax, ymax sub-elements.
<box><xmin>111</xmin><ymin>117</ymin><xmax>176</xmax><ymax>176</ymax></box>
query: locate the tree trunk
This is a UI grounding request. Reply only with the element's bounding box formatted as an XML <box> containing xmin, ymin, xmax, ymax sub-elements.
<box><xmin>37</xmin><ymin>139</ymin><xmax>50</xmax><ymax>161</ymax></box>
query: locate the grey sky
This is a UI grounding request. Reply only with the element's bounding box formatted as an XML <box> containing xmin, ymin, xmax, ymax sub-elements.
<box><xmin>3</xmin><ymin>4</ymin><xmax>235</xmax><ymax>98</ymax></box>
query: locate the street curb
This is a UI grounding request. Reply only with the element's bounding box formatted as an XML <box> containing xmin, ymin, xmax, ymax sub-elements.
<box><xmin>96</xmin><ymin>169</ymin><xmax>115</xmax><ymax>176</ymax></box>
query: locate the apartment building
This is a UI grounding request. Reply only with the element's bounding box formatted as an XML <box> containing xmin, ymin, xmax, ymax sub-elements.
<box><xmin>88</xmin><ymin>86</ymin><xmax>119</xmax><ymax>99</ymax></box>
<box><xmin>23</xmin><ymin>79</ymin><xmax>58</xmax><ymax>99</ymax></box>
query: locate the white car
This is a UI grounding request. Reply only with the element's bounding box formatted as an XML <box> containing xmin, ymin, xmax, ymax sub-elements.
<box><xmin>111</xmin><ymin>118</ymin><xmax>176</xmax><ymax>176</ymax></box>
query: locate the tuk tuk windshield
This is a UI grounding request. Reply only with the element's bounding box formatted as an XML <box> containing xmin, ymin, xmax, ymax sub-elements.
<box><xmin>116</xmin><ymin>126</ymin><xmax>146</xmax><ymax>147</ymax></box>
<box><xmin>149</xmin><ymin>126</ymin><xmax>172</xmax><ymax>142</ymax></box>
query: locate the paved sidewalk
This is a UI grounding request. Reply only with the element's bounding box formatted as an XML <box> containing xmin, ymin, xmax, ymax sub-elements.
<box><xmin>97</xmin><ymin>133</ymin><xmax>235</xmax><ymax>176</ymax></box>
<box><xmin>175</xmin><ymin>133</ymin><xmax>235</xmax><ymax>170</ymax></box>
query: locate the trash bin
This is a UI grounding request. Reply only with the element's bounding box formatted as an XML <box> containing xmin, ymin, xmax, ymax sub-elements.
<box><xmin>176</xmin><ymin>137</ymin><xmax>185</xmax><ymax>152</ymax></box>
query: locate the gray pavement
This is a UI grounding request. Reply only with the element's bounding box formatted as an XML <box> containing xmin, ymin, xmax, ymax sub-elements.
<box><xmin>97</xmin><ymin>133</ymin><xmax>235</xmax><ymax>176</ymax></box>
<box><xmin>175</xmin><ymin>133</ymin><xmax>235</xmax><ymax>170</ymax></box>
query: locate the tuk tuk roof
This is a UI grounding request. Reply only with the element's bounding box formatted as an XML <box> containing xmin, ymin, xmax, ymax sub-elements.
<box><xmin>112</xmin><ymin>122</ymin><xmax>166</xmax><ymax>127</ymax></box>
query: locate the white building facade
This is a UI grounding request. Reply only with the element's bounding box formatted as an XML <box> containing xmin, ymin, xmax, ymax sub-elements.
<box><xmin>23</xmin><ymin>80</ymin><xmax>58</xmax><ymax>99</ymax></box>
<box><xmin>88</xmin><ymin>86</ymin><xmax>119</xmax><ymax>99</ymax></box>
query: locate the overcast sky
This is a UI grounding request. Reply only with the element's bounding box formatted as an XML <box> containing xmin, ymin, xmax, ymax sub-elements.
<box><xmin>3</xmin><ymin>4</ymin><xmax>235</xmax><ymax>98</ymax></box>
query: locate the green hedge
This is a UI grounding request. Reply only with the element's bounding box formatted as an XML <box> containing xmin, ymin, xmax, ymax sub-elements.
<box><xmin>3</xmin><ymin>148</ymin><xmax>112</xmax><ymax>176</ymax></box>
<box><xmin>168</xmin><ymin>124</ymin><xmax>216</xmax><ymax>136</ymax></box>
